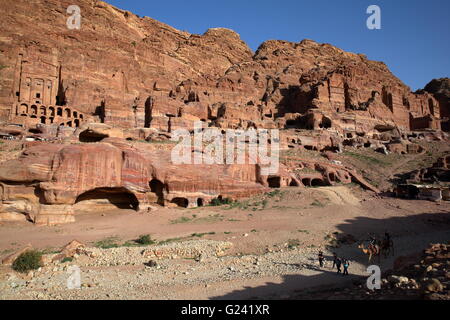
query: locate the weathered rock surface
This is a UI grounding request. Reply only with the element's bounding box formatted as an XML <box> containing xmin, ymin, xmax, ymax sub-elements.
<box><xmin>423</xmin><ymin>78</ymin><xmax>450</xmax><ymax>131</ymax></box>
<box><xmin>0</xmin><ymin>140</ymin><xmax>272</xmax><ymax>224</ymax></box>
<box><xmin>0</xmin><ymin>136</ymin><xmax>380</xmax><ymax>224</ymax></box>
<box><xmin>0</xmin><ymin>0</ymin><xmax>446</xmax><ymax>225</ymax></box>
<box><xmin>0</xmin><ymin>0</ymin><xmax>445</xmax><ymax>134</ymax></box>
<box><xmin>1</xmin><ymin>244</ymin><xmax>33</xmax><ymax>265</ymax></box>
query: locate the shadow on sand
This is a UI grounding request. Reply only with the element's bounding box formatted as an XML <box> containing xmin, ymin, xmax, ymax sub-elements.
<box><xmin>211</xmin><ymin>211</ymin><xmax>450</xmax><ymax>300</ymax></box>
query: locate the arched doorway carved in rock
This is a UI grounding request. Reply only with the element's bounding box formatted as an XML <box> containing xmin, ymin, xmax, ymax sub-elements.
<box><xmin>171</xmin><ymin>197</ymin><xmax>189</xmax><ymax>208</ymax></box>
<box><xmin>149</xmin><ymin>179</ymin><xmax>165</xmax><ymax>206</ymax></box>
<box><xmin>74</xmin><ymin>187</ymin><xmax>139</xmax><ymax>214</ymax></box>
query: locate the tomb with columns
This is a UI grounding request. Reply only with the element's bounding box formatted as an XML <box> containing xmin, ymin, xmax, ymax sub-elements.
<box><xmin>9</xmin><ymin>54</ymin><xmax>85</xmax><ymax>128</ymax></box>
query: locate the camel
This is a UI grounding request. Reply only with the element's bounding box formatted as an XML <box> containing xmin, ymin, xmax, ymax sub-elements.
<box><xmin>380</xmin><ymin>238</ymin><xmax>395</xmax><ymax>258</ymax></box>
<box><xmin>358</xmin><ymin>242</ymin><xmax>381</xmax><ymax>263</ymax></box>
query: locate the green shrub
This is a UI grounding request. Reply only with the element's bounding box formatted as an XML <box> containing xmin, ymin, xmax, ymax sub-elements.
<box><xmin>61</xmin><ymin>257</ymin><xmax>74</xmax><ymax>263</ymax></box>
<box><xmin>311</xmin><ymin>200</ymin><xmax>325</xmax><ymax>207</ymax></box>
<box><xmin>191</xmin><ymin>232</ymin><xmax>215</xmax><ymax>238</ymax></box>
<box><xmin>94</xmin><ymin>237</ymin><xmax>120</xmax><ymax>249</ymax></box>
<box><xmin>170</xmin><ymin>216</ymin><xmax>194</xmax><ymax>224</ymax></box>
<box><xmin>210</xmin><ymin>197</ymin><xmax>233</xmax><ymax>206</ymax></box>
<box><xmin>12</xmin><ymin>250</ymin><xmax>42</xmax><ymax>273</ymax></box>
<box><xmin>267</xmin><ymin>190</ymin><xmax>281</xmax><ymax>198</ymax></box>
<box><xmin>287</xmin><ymin>239</ymin><xmax>301</xmax><ymax>249</ymax></box>
<box><xmin>136</xmin><ymin>234</ymin><xmax>155</xmax><ymax>245</ymax></box>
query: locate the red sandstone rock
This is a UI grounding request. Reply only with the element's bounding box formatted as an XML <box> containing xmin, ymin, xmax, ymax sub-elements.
<box><xmin>1</xmin><ymin>244</ymin><xmax>33</xmax><ymax>265</ymax></box>
<box><xmin>0</xmin><ymin>0</ymin><xmax>444</xmax><ymax>134</ymax></box>
<box><xmin>0</xmin><ymin>0</ymin><xmax>444</xmax><ymax>225</ymax></box>
<box><xmin>423</xmin><ymin>78</ymin><xmax>450</xmax><ymax>132</ymax></box>
<box><xmin>0</xmin><ymin>141</ymin><xmax>278</xmax><ymax>224</ymax></box>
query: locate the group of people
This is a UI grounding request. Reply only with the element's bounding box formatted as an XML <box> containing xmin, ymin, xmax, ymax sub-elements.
<box><xmin>318</xmin><ymin>251</ymin><xmax>350</xmax><ymax>276</ymax></box>
<box><xmin>370</xmin><ymin>232</ymin><xmax>391</xmax><ymax>247</ymax></box>
<box><xmin>316</xmin><ymin>233</ymin><xmax>393</xmax><ymax>276</ymax></box>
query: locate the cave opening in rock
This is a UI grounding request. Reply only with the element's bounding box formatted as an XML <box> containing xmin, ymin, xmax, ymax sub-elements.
<box><xmin>328</xmin><ymin>173</ymin><xmax>336</xmax><ymax>182</ymax></box>
<box><xmin>29</xmin><ymin>128</ymin><xmax>43</xmax><ymax>134</ymax></box>
<box><xmin>320</xmin><ymin>116</ymin><xmax>332</xmax><ymax>129</ymax></box>
<box><xmin>311</xmin><ymin>179</ymin><xmax>326</xmax><ymax>187</ymax></box>
<box><xmin>171</xmin><ymin>197</ymin><xmax>189</xmax><ymax>208</ymax></box>
<box><xmin>267</xmin><ymin>177</ymin><xmax>281</xmax><ymax>188</ymax></box>
<box><xmin>289</xmin><ymin>179</ymin><xmax>299</xmax><ymax>187</ymax></box>
<box><xmin>197</xmin><ymin>198</ymin><xmax>204</xmax><ymax>207</ymax></box>
<box><xmin>149</xmin><ymin>179</ymin><xmax>165</xmax><ymax>206</ymax></box>
<box><xmin>302</xmin><ymin>178</ymin><xmax>311</xmax><ymax>187</ymax></box>
<box><xmin>74</xmin><ymin>188</ymin><xmax>139</xmax><ymax>212</ymax></box>
<box><xmin>285</xmin><ymin>120</ymin><xmax>299</xmax><ymax>129</ymax></box>
<box><xmin>79</xmin><ymin>129</ymin><xmax>108</xmax><ymax>143</ymax></box>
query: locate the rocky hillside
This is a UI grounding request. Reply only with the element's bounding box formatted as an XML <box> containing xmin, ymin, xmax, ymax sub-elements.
<box><xmin>0</xmin><ymin>0</ymin><xmax>252</xmax><ymax>119</ymax></box>
<box><xmin>0</xmin><ymin>0</ymin><xmax>445</xmax><ymax>133</ymax></box>
<box><xmin>292</xmin><ymin>243</ymin><xmax>450</xmax><ymax>300</ymax></box>
<box><xmin>423</xmin><ymin>78</ymin><xmax>450</xmax><ymax>130</ymax></box>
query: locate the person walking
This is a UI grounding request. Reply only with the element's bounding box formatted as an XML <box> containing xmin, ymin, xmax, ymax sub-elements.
<box><xmin>332</xmin><ymin>252</ymin><xmax>338</xmax><ymax>270</ymax></box>
<box><xmin>335</xmin><ymin>257</ymin><xmax>342</xmax><ymax>274</ymax></box>
<box><xmin>318</xmin><ymin>251</ymin><xmax>325</xmax><ymax>268</ymax></box>
<box><xmin>343</xmin><ymin>259</ymin><xmax>350</xmax><ymax>276</ymax></box>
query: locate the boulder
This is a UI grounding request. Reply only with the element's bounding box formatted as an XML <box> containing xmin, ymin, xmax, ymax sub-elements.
<box><xmin>422</xmin><ymin>278</ymin><xmax>444</xmax><ymax>293</ymax></box>
<box><xmin>1</xmin><ymin>244</ymin><xmax>33</xmax><ymax>266</ymax></box>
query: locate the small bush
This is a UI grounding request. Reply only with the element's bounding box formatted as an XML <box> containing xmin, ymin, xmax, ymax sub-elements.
<box><xmin>266</xmin><ymin>190</ymin><xmax>281</xmax><ymax>198</ymax></box>
<box><xmin>12</xmin><ymin>250</ymin><xmax>42</xmax><ymax>273</ymax></box>
<box><xmin>136</xmin><ymin>234</ymin><xmax>155</xmax><ymax>245</ymax></box>
<box><xmin>61</xmin><ymin>257</ymin><xmax>74</xmax><ymax>263</ymax></box>
<box><xmin>262</xmin><ymin>199</ymin><xmax>268</xmax><ymax>208</ymax></box>
<box><xmin>287</xmin><ymin>239</ymin><xmax>301</xmax><ymax>249</ymax></box>
<box><xmin>191</xmin><ymin>232</ymin><xmax>215</xmax><ymax>238</ymax></box>
<box><xmin>210</xmin><ymin>197</ymin><xmax>233</xmax><ymax>206</ymax></box>
<box><xmin>94</xmin><ymin>237</ymin><xmax>120</xmax><ymax>249</ymax></box>
<box><xmin>170</xmin><ymin>216</ymin><xmax>194</xmax><ymax>224</ymax></box>
<box><xmin>311</xmin><ymin>200</ymin><xmax>325</xmax><ymax>207</ymax></box>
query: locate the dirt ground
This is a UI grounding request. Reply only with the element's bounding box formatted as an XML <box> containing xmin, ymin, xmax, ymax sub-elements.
<box><xmin>0</xmin><ymin>186</ymin><xmax>449</xmax><ymax>300</ymax></box>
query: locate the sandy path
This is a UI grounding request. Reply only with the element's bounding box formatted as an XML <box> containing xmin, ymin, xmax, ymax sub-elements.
<box><xmin>0</xmin><ymin>186</ymin><xmax>449</xmax><ymax>300</ymax></box>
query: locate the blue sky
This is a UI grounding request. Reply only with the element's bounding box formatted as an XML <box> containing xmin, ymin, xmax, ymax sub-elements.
<box><xmin>107</xmin><ymin>0</ymin><xmax>450</xmax><ymax>91</ymax></box>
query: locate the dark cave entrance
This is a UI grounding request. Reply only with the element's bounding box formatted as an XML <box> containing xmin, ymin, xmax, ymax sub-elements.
<box><xmin>311</xmin><ymin>179</ymin><xmax>326</xmax><ymax>187</ymax></box>
<box><xmin>171</xmin><ymin>197</ymin><xmax>189</xmax><ymax>208</ymax></box>
<box><xmin>267</xmin><ymin>177</ymin><xmax>281</xmax><ymax>188</ymax></box>
<box><xmin>150</xmin><ymin>179</ymin><xmax>165</xmax><ymax>206</ymax></box>
<box><xmin>79</xmin><ymin>129</ymin><xmax>108</xmax><ymax>143</ymax></box>
<box><xmin>75</xmin><ymin>188</ymin><xmax>139</xmax><ymax>211</ymax></box>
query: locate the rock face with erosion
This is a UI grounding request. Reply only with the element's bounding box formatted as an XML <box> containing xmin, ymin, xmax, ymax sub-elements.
<box><xmin>0</xmin><ymin>135</ymin><xmax>377</xmax><ymax>224</ymax></box>
<box><xmin>0</xmin><ymin>0</ymin><xmax>447</xmax><ymax>224</ymax></box>
<box><xmin>0</xmin><ymin>0</ymin><xmax>445</xmax><ymax>133</ymax></box>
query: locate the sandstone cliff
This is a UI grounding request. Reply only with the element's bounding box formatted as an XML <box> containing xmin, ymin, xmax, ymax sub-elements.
<box><xmin>0</xmin><ymin>0</ymin><xmax>448</xmax><ymax>226</ymax></box>
<box><xmin>423</xmin><ymin>78</ymin><xmax>450</xmax><ymax>131</ymax></box>
<box><xmin>0</xmin><ymin>0</ymin><xmax>445</xmax><ymax>133</ymax></box>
